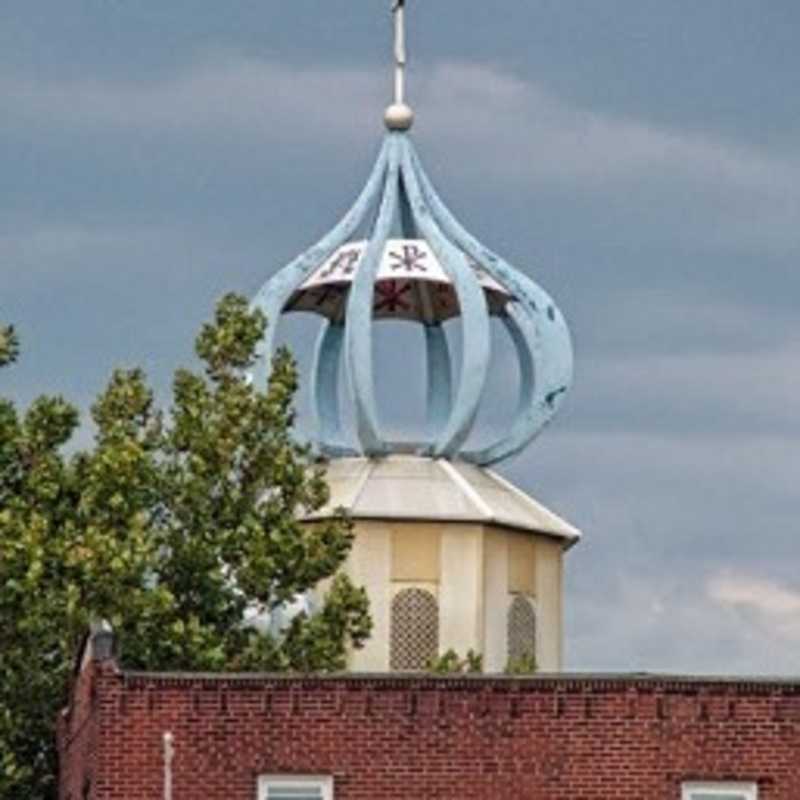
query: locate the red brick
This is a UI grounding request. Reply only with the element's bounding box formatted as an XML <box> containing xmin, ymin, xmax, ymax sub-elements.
<box><xmin>58</xmin><ymin>657</ymin><xmax>800</xmax><ymax>800</ymax></box>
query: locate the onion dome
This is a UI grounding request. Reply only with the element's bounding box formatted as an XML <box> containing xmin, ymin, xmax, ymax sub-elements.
<box><xmin>250</xmin><ymin>3</ymin><xmax>573</xmax><ymax>467</ymax></box>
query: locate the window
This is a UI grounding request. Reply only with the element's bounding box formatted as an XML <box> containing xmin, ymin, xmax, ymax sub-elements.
<box><xmin>258</xmin><ymin>776</ymin><xmax>333</xmax><ymax>800</ymax></box>
<box><xmin>390</xmin><ymin>587</ymin><xmax>439</xmax><ymax>670</ymax></box>
<box><xmin>682</xmin><ymin>782</ymin><xmax>757</xmax><ymax>800</ymax></box>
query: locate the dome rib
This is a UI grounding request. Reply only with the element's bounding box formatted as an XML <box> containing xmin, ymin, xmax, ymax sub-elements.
<box><xmin>424</xmin><ymin>323</ymin><xmax>452</xmax><ymax>437</ymax></box>
<box><xmin>311</xmin><ymin>320</ymin><xmax>348</xmax><ymax>455</ymax></box>
<box><xmin>398</xmin><ymin>137</ymin><xmax>490</xmax><ymax>457</ymax></box>
<box><xmin>250</xmin><ymin>138</ymin><xmax>391</xmax><ymax>391</ymax></box>
<box><xmin>345</xmin><ymin>136</ymin><xmax>402</xmax><ymax>456</ymax></box>
<box><xmin>411</xmin><ymin>147</ymin><xmax>574</xmax><ymax>464</ymax></box>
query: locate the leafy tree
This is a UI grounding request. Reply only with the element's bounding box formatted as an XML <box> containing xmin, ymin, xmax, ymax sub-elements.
<box><xmin>0</xmin><ymin>324</ymin><xmax>18</xmax><ymax>366</ymax></box>
<box><xmin>0</xmin><ymin>295</ymin><xmax>370</xmax><ymax>800</ymax></box>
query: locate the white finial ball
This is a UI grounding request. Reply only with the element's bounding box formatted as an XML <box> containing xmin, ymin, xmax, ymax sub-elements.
<box><xmin>384</xmin><ymin>102</ymin><xmax>415</xmax><ymax>131</ymax></box>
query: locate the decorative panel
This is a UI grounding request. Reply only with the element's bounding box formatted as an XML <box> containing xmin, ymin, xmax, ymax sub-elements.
<box><xmin>391</xmin><ymin>524</ymin><xmax>441</xmax><ymax>582</ymax></box>
<box><xmin>507</xmin><ymin>594</ymin><xmax>537</xmax><ymax>665</ymax></box>
<box><xmin>390</xmin><ymin>588</ymin><xmax>439</xmax><ymax>670</ymax></box>
<box><xmin>507</xmin><ymin>534</ymin><xmax>536</xmax><ymax>595</ymax></box>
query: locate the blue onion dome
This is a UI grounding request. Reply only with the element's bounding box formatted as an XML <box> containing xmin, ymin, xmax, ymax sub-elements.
<box><xmin>250</xmin><ymin>127</ymin><xmax>573</xmax><ymax>466</ymax></box>
<box><xmin>250</xmin><ymin>4</ymin><xmax>572</xmax><ymax>467</ymax></box>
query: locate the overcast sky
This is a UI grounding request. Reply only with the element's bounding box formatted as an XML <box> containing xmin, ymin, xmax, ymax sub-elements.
<box><xmin>2</xmin><ymin>1</ymin><xmax>799</xmax><ymax>675</ymax></box>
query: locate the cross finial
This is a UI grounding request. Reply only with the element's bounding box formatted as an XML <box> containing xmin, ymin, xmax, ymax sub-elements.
<box><xmin>385</xmin><ymin>0</ymin><xmax>414</xmax><ymax>131</ymax></box>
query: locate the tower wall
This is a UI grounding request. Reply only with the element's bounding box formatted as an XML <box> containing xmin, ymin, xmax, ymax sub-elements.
<box><xmin>334</xmin><ymin>519</ymin><xmax>566</xmax><ymax>673</ymax></box>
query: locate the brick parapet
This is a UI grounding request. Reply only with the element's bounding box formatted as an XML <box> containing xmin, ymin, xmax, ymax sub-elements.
<box><xmin>60</xmin><ymin>662</ymin><xmax>800</xmax><ymax>800</ymax></box>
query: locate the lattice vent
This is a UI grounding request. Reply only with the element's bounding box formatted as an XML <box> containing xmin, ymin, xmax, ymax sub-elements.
<box><xmin>390</xmin><ymin>588</ymin><xmax>439</xmax><ymax>671</ymax></box>
<box><xmin>507</xmin><ymin>594</ymin><xmax>537</xmax><ymax>664</ymax></box>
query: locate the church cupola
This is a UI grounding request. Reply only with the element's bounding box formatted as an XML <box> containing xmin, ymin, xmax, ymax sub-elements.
<box><xmin>251</xmin><ymin>0</ymin><xmax>580</xmax><ymax>673</ymax></box>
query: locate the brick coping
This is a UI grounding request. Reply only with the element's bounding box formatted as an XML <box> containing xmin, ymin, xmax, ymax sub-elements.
<box><xmin>118</xmin><ymin>668</ymin><xmax>800</xmax><ymax>693</ymax></box>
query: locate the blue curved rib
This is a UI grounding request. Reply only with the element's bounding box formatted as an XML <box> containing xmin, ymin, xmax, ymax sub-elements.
<box><xmin>344</xmin><ymin>134</ymin><xmax>403</xmax><ymax>455</ymax></box>
<box><xmin>400</xmin><ymin>138</ymin><xmax>491</xmax><ymax>457</ymax></box>
<box><xmin>411</xmin><ymin>147</ymin><xmax>573</xmax><ymax>464</ymax></box>
<box><xmin>311</xmin><ymin>321</ymin><xmax>347</xmax><ymax>452</ymax></box>
<box><xmin>248</xmin><ymin>138</ymin><xmax>390</xmax><ymax>391</ymax></box>
<box><xmin>424</xmin><ymin>323</ymin><xmax>453</xmax><ymax>438</ymax></box>
<box><xmin>464</xmin><ymin>302</ymin><xmax>538</xmax><ymax>464</ymax></box>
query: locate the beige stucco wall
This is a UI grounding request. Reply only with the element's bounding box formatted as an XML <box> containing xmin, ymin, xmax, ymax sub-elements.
<box><xmin>440</xmin><ymin>524</ymin><xmax>484</xmax><ymax>658</ymax></box>
<box><xmin>534</xmin><ymin>538</ymin><xmax>563</xmax><ymax>670</ymax></box>
<box><xmin>482</xmin><ymin>528</ymin><xmax>509</xmax><ymax>673</ymax></box>
<box><xmin>344</xmin><ymin>520</ymin><xmax>392</xmax><ymax>672</ymax></box>
<box><xmin>317</xmin><ymin>518</ymin><xmax>566</xmax><ymax>673</ymax></box>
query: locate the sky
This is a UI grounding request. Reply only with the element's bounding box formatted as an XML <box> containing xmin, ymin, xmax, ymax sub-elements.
<box><xmin>2</xmin><ymin>0</ymin><xmax>799</xmax><ymax>675</ymax></box>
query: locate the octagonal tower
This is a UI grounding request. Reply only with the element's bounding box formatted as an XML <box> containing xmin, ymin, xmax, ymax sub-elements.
<box><xmin>251</xmin><ymin>1</ymin><xmax>580</xmax><ymax>672</ymax></box>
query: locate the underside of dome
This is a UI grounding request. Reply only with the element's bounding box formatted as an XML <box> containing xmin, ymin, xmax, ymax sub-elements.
<box><xmin>284</xmin><ymin>239</ymin><xmax>511</xmax><ymax>323</ymax></box>
<box><xmin>250</xmin><ymin>132</ymin><xmax>573</xmax><ymax>466</ymax></box>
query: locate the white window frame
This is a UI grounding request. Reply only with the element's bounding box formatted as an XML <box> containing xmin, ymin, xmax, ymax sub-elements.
<box><xmin>682</xmin><ymin>782</ymin><xmax>757</xmax><ymax>800</ymax></box>
<box><xmin>258</xmin><ymin>775</ymin><xmax>333</xmax><ymax>800</ymax></box>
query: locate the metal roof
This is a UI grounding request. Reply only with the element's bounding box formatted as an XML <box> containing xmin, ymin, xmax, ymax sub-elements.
<box><xmin>302</xmin><ymin>455</ymin><xmax>580</xmax><ymax>545</ymax></box>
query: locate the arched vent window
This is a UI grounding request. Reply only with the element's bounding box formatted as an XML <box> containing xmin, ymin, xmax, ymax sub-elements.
<box><xmin>507</xmin><ymin>594</ymin><xmax>537</xmax><ymax>665</ymax></box>
<box><xmin>390</xmin><ymin>588</ymin><xmax>439</xmax><ymax>671</ymax></box>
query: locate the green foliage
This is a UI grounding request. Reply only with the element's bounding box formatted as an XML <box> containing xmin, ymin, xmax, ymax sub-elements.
<box><xmin>505</xmin><ymin>651</ymin><xmax>539</xmax><ymax>675</ymax></box>
<box><xmin>428</xmin><ymin>648</ymin><xmax>484</xmax><ymax>674</ymax></box>
<box><xmin>0</xmin><ymin>325</ymin><xmax>19</xmax><ymax>367</ymax></box>
<box><xmin>0</xmin><ymin>296</ymin><xmax>371</xmax><ymax>799</ymax></box>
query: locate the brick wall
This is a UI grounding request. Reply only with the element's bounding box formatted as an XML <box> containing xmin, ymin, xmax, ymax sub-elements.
<box><xmin>59</xmin><ymin>640</ymin><xmax>800</xmax><ymax>800</ymax></box>
<box><xmin>58</xmin><ymin>636</ymin><xmax>104</xmax><ymax>800</ymax></box>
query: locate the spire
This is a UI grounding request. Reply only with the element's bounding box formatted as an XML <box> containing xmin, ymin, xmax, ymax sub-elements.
<box><xmin>392</xmin><ymin>0</ymin><xmax>407</xmax><ymax>104</ymax></box>
<box><xmin>385</xmin><ymin>0</ymin><xmax>414</xmax><ymax>131</ymax></box>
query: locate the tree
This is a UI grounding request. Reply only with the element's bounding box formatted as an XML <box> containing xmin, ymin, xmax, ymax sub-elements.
<box><xmin>0</xmin><ymin>295</ymin><xmax>371</xmax><ymax>800</ymax></box>
<box><xmin>0</xmin><ymin>324</ymin><xmax>18</xmax><ymax>367</ymax></box>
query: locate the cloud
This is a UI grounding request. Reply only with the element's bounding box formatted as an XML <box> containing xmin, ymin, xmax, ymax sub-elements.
<box><xmin>421</xmin><ymin>63</ymin><xmax>800</xmax><ymax>188</ymax></box>
<box><xmin>708</xmin><ymin>572</ymin><xmax>800</xmax><ymax>644</ymax></box>
<box><xmin>574</xmin><ymin>342</ymin><xmax>800</xmax><ymax>436</ymax></box>
<box><xmin>0</xmin><ymin>225</ymin><xmax>152</xmax><ymax>278</ymax></box>
<box><xmin>500</xmin><ymin>426</ymin><xmax>800</xmax><ymax>673</ymax></box>
<box><xmin>512</xmin><ymin>428</ymin><xmax>800</xmax><ymax>528</ymax></box>
<box><xmin>565</xmin><ymin>568</ymin><xmax>800</xmax><ymax>674</ymax></box>
<box><xmin>4</xmin><ymin>54</ymin><xmax>800</xmax><ymax>199</ymax></box>
<box><xmin>418</xmin><ymin>64</ymin><xmax>800</xmax><ymax>257</ymax></box>
<box><xmin>0</xmin><ymin>54</ymin><xmax>382</xmax><ymax>151</ymax></box>
<box><xmin>2</xmin><ymin>54</ymin><xmax>798</xmax><ymax>268</ymax></box>
<box><xmin>709</xmin><ymin>573</ymin><xmax>800</xmax><ymax>616</ymax></box>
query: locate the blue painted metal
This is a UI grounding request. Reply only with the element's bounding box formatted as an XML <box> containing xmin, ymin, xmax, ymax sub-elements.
<box><xmin>345</xmin><ymin>135</ymin><xmax>402</xmax><ymax>455</ymax></box>
<box><xmin>249</xmin><ymin>138</ymin><xmax>390</xmax><ymax>391</ymax></box>
<box><xmin>410</xmin><ymin>147</ymin><xmax>574</xmax><ymax>464</ymax></box>
<box><xmin>311</xmin><ymin>321</ymin><xmax>346</xmax><ymax>451</ymax></box>
<box><xmin>424</xmin><ymin>324</ymin><xmax>452</xmax><ymax>437</ymax></box>
<box><xmin>398</xmin><ymin>137</ymin><xmax>490</xmax><ymax>457</ymax></box>
<box><xmin>467</xmin><ymin>302</ymin><xmax>537</xmax><ymax>465</ymax></box>
<box><xmin>250</xmin><ymin>130</ymin><xmax>573</xmax><ymax>466</ymax></box>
